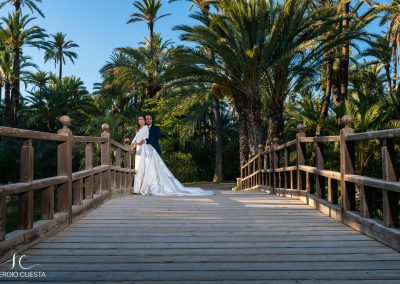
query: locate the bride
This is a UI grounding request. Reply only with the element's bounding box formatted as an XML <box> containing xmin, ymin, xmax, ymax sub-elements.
<box><xmin>130</xmin><ymin>115</ymin><xmax>214</xmax><ymax>196</ymax></box>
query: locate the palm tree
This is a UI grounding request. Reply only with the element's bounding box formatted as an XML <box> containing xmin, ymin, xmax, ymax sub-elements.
<box><xmin>170</xmin><ymin>0</ymin><xmax>223</xmax><ymax>182</ymax></box>
<box><xmin>0</xmin><ymin>0</ymin><xmax>44</xmax><ymax>17</ymax></box>
<box><xmin>127</xmin><ymin>0</ymin><xmax>170</xmax><ymax>48</ymax></box>
<box><xmin>113</xmin><ymin>34</ymin><xmax>177</xmax><ymax>104</ymax></box>
<box><xmin>175</xmin><ymin>0</ymin><xmax>280</xmax><ymax>165</ymax></box>
<box><xmin>26</xmin><ymin>70</ymin><xmax>49</xmax><ymax>91</ymax></box>
<box><xmin>375</xmin><ymin>0</ymin><xmax>400</xmax><ymax>92</ymax></box>
<box><xmin>0</xmin><ymin>11</ymin><xmax>46</xmax><ymax>126</ymax></box>
<box><xmin>345</xmin><ymin>63</ymin><xmax>387</xmax><ymax>176</ymax></box>
<box><xmin>0</xmin><ymin>47</ymin><xmax>13</xmax><ymax>125</ymax></box>
<box><xmin>25</xmin><ymin>75</ymin><xmax>96</xmax><ymax>132</ymax></box>
<box><xmin>44</xmin><ymin>32</ymin><xmax>79</xmax><ymax>80</ymax></box>
<box><xmin>362</xmin><ymin>35</ymin><xmax>392</xmax><ymax>94</ymax></box>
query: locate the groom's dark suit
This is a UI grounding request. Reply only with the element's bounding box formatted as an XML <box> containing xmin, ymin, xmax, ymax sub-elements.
<box><xmin>146</xmin><ymin>124</ymin><xmax>161</xmax><ymax>155</ymax></box>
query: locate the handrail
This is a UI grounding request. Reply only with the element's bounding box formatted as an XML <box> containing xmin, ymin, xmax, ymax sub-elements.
<box><xmin>111</xmin><ymin>139</ymin><xmax>130</xmax><ymax>152</ymax></box>
<box><xmin>73</xmin><ymin>136</ymin><xmax>108</xmax><ymax>143</ymax></box>
<box><xmin>345</xmin><ymin>128</ymin><xmax>400</xmax><ymax>141</ymax></box>
<box><xmin>238</xmin><ymin>115</ymin><xmax>399</xmax><ymax>251</ymax></box>
<box><xmin>0</xmin><ymin>116</ymin><xmax>135</xmax><ymax>262</ymax></box>
<box><xmin>299</xmin><ymin>136</ymin><xmax>340</xmax><ymax>143</ymax></box>
<box><xmin>0</xmin><ymin>126</ymin><xmax>67</xmax><ymax>142</ymax></box>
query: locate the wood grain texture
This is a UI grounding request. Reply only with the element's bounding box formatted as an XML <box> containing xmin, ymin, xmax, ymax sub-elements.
<box><xmin>2</xmin><ymin>183</ymin><xmax>396</xmax><ymax>283</ymax></box>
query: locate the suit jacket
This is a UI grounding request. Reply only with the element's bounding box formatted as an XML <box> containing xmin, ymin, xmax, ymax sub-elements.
<box><xmin>146</xmin><ymin>125</ymin><xmax>161</xmax><ymax>155</ymax></box>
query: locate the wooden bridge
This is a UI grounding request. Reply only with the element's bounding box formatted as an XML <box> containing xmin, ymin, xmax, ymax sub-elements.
<box><xmin>0</xmin><ymin>115</ymin><xmax>399</xmax><ymax>283</ymax></box>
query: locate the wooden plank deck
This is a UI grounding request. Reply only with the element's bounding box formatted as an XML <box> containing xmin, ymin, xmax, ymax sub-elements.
<box><xmin>2</xmin><ymin>183</ymin><xmax>400</xmax><ymax>283</ymax></box>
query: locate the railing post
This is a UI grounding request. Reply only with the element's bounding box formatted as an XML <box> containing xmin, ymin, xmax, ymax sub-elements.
<box><xmin>115</xmin><ymin>148</ymin><xmax>121</xmax><ymax>189</ymax></box>
<box><xmin>19</xmin><ymin>138</ymin><xmax>34</xmax><ymax>229</ymax></box>
<box><xmin>284</xmin><ymin>146</ymin><xmax>289</xmax><ymax>189</ymax></box>
<box><xmin>296</xmin><ymin>124</ymin><xmax>306</xmax><ymax>191</ymax></box>
<box><xmin>85</xmin><ymin>142</ymin><xmax>94</xmax><ymax>199</ymax></box>
<box><xmin>257</xmin><ymin>144</ymin><xmax>263</xmax><ymax>187</ymax></box>
<box><xmin>101</xmin><ymin>123</ymin><xmax>111</xmax><ymax>197</ymax></box>
<box><xmin>340</xmin><ymin>115</ymin><xmax>356</xmax><ymax>211</ymax></box>
<box><xmin>57</xmin><ymin>115</ymin><xmax>73</xmax><ymax>224</ymax></box>
<box><xmin>381</xmin><ymin>138</ymin><xmax>398</xmax><ymax>227</ymax></box>
<box><xmin>0</xmin><ymin>194</ymin><xmax>5</xmax><ymax>240</ymax></box>
<box><xmin>315</xmin><ymin>141</ymin><xmax>325</xmax><ymax>198</ymax></box>
<box><xmin>124</xmin><ymin>138</ymin><xmax>132</xmax><ymax>190</ymax></box>
<box><xmin>272</xmin><ymin>138</ymin><xmax>279</xmax><ymax>193</ymax></box>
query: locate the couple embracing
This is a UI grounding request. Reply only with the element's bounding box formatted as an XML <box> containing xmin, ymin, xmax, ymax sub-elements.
<box><xmin>130</xmin><ymin>114</ymin><xmax>214</xmax><ymax>196</ymax></box>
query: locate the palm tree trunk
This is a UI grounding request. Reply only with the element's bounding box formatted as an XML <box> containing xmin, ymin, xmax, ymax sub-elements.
<box><xmin>246</xmin><ymin>96</ymin><xmax>262</xmax><ymax>155</ymax></box>
<box><xmin>238</xmin><ymin>112</ymin><xmax>250</xmax><ymax>168</ymax></box>
<box><xmin>393</xmin><ymin>47</ymin><xmax>398</xmax><ymax>92</ymax></box>
<box><xmin>339</xmin><ymin>1</ymin><xmax>349</xmax><ymax>105</ymax></box>
<box><xmin>14</xmin><ymin>0</ymin><xmax>21</xmax><ymax>12</ymax></box>
<box><xmin>4</xmin><ymin>80</ymin><xmax>12</xmax><ymax>127</ymax></box>
<box><xmin>59</xmin><ymin>55</ymin><xmax>63</xmax><ymax>80</ymax></box>
<box><xmin>11</xmin><ymin>46</ymin><xmax>20</xmax><ymax>127</ymax></box>
<box><xmin>0</xmin><ymin>77</ymin><xmax>3</xmax><ymax>106</ymax></box>
<box><xmin>316</xmin><ymin>56</ymin><xmax>333</xmax><ymax>136</ymax></box>
<box><xmin>213</xmin><ymin>97</ymin><xmax>223</xmax><ymax>182</ymax></box>
<box><xmin>332</xmin><ymin>76</ymin><xmax>341</xmax><ymax>107</ymax></box>
<box><xmin>385</xmin><ymin>63</ymin><xmax>392</xmax><ymax>95</ymax></box>
<box><xmin>150</xmin><ymin>23</ymin><xmax>154</xmax><ymax>50</ymax></box>
<box><xmin>266</xmin><ymin>98</ymin><xmax>284</xmax><ymax>146</ymax></box>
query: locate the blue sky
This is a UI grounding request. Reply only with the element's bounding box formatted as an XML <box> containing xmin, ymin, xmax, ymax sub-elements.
<box><xmin>0</xmin><ymin>0</ymin><xmax>391</xmax><ymax>94</ymax></box>
<box><xmin>0</xmin><ymin>0</ymin><xmax>195</xmax><ymax>93</ymax></box>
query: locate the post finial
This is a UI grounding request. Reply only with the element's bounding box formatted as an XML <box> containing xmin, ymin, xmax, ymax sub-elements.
<box><xmin>273</xmin><ymin>137</ymin><xmax>279</xmax><ymax>145</ymax></box>
<box><xmin>341</xmin><ymin>115</ymin><xmax>353</xmax><ymax>128</ymax></box>
<box><xmin>297</xmin><ymin>123</ymin><xmax>305</xmax><ymax>133</ymax></box>
<box><xmin>124</xmin><ymin>138</ymin><xmax>130</xmax><ymax>145</ymax></box>
<box><xmin>101</xmin><ymin>123</ymin><xmax>110</xmax><ymax>133</ymax></box>
<box><xmin>60</xmin><ymin>115</ymin><xmax>71</xmax><ymax>129</ymax></box>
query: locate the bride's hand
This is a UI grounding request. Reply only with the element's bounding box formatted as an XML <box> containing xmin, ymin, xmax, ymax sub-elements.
<box><xmin>130</xmin><ymin>143</ymin><xmax>137</xmax><ymax>151</ymax></box>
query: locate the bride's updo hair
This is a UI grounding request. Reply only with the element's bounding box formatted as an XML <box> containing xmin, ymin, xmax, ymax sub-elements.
<box><xmin>136</xmin><ymin>115</ymin><xmax>146</xmax><ymax>132</ymax></box>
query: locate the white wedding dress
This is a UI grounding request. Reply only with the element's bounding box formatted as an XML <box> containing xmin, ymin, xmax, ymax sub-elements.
<box><xmin>132</xmin><ymin>126</ymin><xmax>214</xmax><ymax>196</ymax></box>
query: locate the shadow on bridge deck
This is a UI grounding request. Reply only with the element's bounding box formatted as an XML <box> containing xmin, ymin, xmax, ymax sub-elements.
<box><xmin>1</xmin><ymin>184</ymin><xmax>400</xmax><ymax>283</ymax></box>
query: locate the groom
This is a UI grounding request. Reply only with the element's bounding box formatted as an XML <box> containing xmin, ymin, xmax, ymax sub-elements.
<box><xmin>139</xmin><ymin>114</ymin><xmax>161</xmax><ymax>155</ymax></box>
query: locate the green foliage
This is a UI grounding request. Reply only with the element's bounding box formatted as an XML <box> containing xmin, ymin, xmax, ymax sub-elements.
<box><xmin>163</xmin><ymin>151</ymin><xmax>199</xmax><ymax>182</ymax></box>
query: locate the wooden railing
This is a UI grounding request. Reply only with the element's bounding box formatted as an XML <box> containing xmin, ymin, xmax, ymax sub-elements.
<box><xmin>239</xmin><ymin>115</ymin><xmax>400</xmax><ymax>251</ymax></box>
<box><xmin>0</xmin><ymin>116</ymin><xmax>135</xmax><ymax>261</ymax></box>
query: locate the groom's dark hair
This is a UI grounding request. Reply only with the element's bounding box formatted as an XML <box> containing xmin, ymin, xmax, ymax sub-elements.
<box><xmin>145</xmin><ymin>113</ymin><xmax>155</xmax><ymax>121</ymax></box>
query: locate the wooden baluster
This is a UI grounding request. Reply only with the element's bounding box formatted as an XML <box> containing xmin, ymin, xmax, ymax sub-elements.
<box><xmin>85</xmin><ymin>142</ymin><xmax>94</xmax><ymax>199</ymax></box>
<box><xmin>115</xmin><ymin>148</ymin><xmax>121</xmax><ymax>189</ymax></box>
<box><xmin>18</xmin><ymin>138</ymin><xmax>34</xmax><ymax>229</ymax></box>
<box><xmin>57</xmin><ymin>115</ymin><xmax>73</xmax><ymax>224</ymax></box>
<box><xmin>95</xmin><ymin>173</ymin><xmax>102</xmax><ymax>194</ymax></box>
<box><xmin>340</xmin><ymin>115</ymin><xmax>356</xmax><ymax>211</ymax></box>
<box><xmin>101</xmin><ymin>123</ymin><xmax>111</xmax><ymax>196</ymax></box>
<box><xmin>360</xmin><ymin>184</ymin><xmax>373</xmax><ymax>218</ymax></box>
<box><xmin>267</xmin><ymin>148</ymin><xmax>272</xmax><ymax>187</ymax></box>
<box><xmin>42</xmin><ymin>185</ymin><xmax>54</xmax><ymax>220</ymax></box>
<box><xmin>272</xmin><ymin>138</ymin><xmax>279</xmax><ymax>192</ymax></box>
<box><xmin>72</xmin><ymin>179</ymin><xmax>83</xmax><ymax>205</ymax></box>
<box><xmin>315</xmin><ymin>142</ymin><xmax>325</xmax><ymax>198</ymax></box>
<box><xmin>381</xmin><ymin>138</ymin><xmax>398</xmax><ymax>227</ymax></box>
<box><xmin>0</xmin><ymin>195</ymin><xmax>5</xmax><ymax>240</ymax></box>
<box><xmin>284</xmin><ymin>147</ymin><xmax>289</xmax><ymax>189</ymax></box>
<box><xmin>257</xmin><ymin>145</ymin><xmax>263</xmax><ymax>187</ymax></box>
<box><xmin>296</xmin><ymin>124</ymin><xmax>306</xmax><ymax>191</ymax></box>
<box><xmin>306</xmin><ymin>172</ymin><xmax>310</xmax><ymax>193</ymax></box>
<box><xmin>290</xmin><ymin>170</ymin><xmax>294</xmax><ymax>190</ymax></box>
<box><xmin>124</xmin><ymin>139</ymin><xmax>131</xmax><ymax>189</ymax></box>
